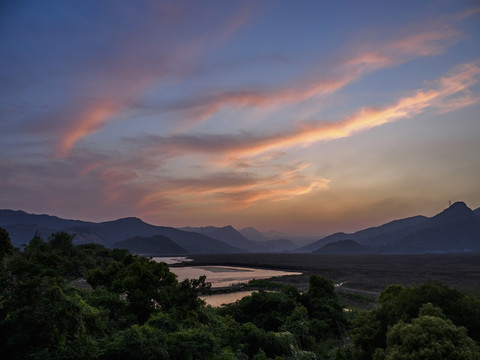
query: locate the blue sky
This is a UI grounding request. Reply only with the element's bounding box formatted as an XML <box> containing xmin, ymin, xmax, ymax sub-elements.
<box><xmin>1</xmin><ymin>0</ymin><xmax>479</xmax><ymax>236</ymax></box>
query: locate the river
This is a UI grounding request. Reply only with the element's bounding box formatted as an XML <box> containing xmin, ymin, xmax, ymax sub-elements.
<box><xmin>152</xmin><ymin>257</ymin><xmax>301</xmax><ymax>306</ymax></box>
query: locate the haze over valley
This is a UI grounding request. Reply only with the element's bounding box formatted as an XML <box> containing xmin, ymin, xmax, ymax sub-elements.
<box><xmin>2</xmin><ymin>201</ymin><xmax>479</xmax><ymax>254</ymax></box>
<box><xmin>2</xmin><ymin>2</ymin><xmax>480</xmax><ymax>358</ymax></box>
<box><xmin>2</xmin><ymin>1</ymin><xmax>480</xmax><ymax>237</ymax></box>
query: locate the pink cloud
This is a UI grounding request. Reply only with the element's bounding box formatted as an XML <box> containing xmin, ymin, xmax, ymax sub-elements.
<box><xmin>162</xmin><ymin>9</ymin><xmax>468</xmax><ymax>127</ymax></box>
<box><xmin>52</xmin><ymin>4</ymin><xmax>256</xmax><ymax>157</ymax></box>
<box><xmin>137</xmin><ymin>60</ymin><xmax>479</xmax><ymax>159</ymax></box>
<box><xmin>56</xmin><ymin>101</ymin><xmax>122</xmax><ymax>157</ymax></box>
<box><xmin>138</xmin><ymin>163</ymin><xmax>329</xmax><ymax>212</ymax></box>
<box><xmin>52</xmin><ymin>6</ymin><xmax>475</xmax><ymax>155</ymax></box>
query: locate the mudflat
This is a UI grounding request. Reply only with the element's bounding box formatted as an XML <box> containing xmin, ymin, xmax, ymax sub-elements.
<box><xmin>187</xmin><ymin>253</ymin><xmax>480</xmax><ymax>296</ymax></box>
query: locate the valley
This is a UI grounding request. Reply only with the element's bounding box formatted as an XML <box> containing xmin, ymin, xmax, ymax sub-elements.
<box><xmin>185</xmin><ymin>253</ymin><xmax>480</xmax><ymax>298</ymax></box>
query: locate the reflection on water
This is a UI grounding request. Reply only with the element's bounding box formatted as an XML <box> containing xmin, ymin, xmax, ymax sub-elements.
<box><xmin>200</xmin><ymin>291</ymin><xmax>256</xmax><ymax>307</ymax></box>
<box><xmin>152</xmin><ymin>256</ymin><xmax>192</xmax><ymax>265</ymax></box>
<box><xmin>162</xmin><ymin>264</ymin><xmax>301</xmax><ymax>288</ymax></box>
<box><xmin>152</xmin><ymin>257</ymin><xmax>302</xmax><ymax>306</ymax></box>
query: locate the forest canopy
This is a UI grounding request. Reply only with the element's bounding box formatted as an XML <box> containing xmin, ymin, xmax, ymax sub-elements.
<box><xmin>0</xmin><ymin>228</ymin><xmax>479</xmax><ymax>360</ymax></box>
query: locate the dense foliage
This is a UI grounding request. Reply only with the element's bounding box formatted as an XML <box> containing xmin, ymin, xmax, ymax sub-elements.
<box><xmin>343</xmin><ymin>282</ymin><xmax>480</xmax><ymax>360</ymax></box>
<box><xmin>1</xmin><ymin>227</ymin><xmax>479</xmax><ymax>359</ymax></box>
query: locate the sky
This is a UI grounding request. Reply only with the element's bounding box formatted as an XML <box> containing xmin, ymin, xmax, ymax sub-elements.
<box><xmin>1</xmin><ymin>0</ymin><xmax>480</xmax><ymax>237</ymax></box>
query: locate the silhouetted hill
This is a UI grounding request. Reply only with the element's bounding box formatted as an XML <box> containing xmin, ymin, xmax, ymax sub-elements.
<box><xmin>154</xmin><ymin>227</ymin><xmax>241</xmax><ymax>254</ymax></box>
<box><xmin>385</xmin><ymin>202</ymin><xmax>480</xmax><ymax>253</ymax></box>
<box><xmin>297</xmin><ymin>215</ymin><xmax>427</xmax><ymax>252</ymax></box>
<box><xmin>348</xmin><ymin>215</ymin><xmax>428</xmax><ymax>246</ymax></box>
<box><xmin>297</xmin><ymin>232</ymin><xmax>350</xmax><ymax>252</ymax></box>
<box><xmin>181</xmin><ymin>225</ymin><xmax>265</xmax><ymax>252</ymax></box>
<box><xmin>114</xmin><ymin>235</ymin><xmax>188</xmax><ymax>255</ymax></box>
<box><xmin>239</xmin><ymin>226</ymin><xmax>270</xmax><ymax>242</ymax></box>
<box><xmin>0</xmin><ymin>210</ymin><xmax>101</xmax><ymax>246</ymax></box>
<box><xmin>297</xmin><ymin>202</ymin><xmax>480</xmax><ymax>254</ymax></box>
<box><xmin>0</xmin><ymin>210</ymin><xmax>240</xmax><ymax>253</ymax></box>
<box><xmin>0</xmin><ymin>209</ymin><xmax>83</xmax><ymax>228</ymax></box>
<box><xmin>314</xmin><ymin>239</ymin><xmax>371</xmax><ymax>254</ymax></box>
<box><xmin>263</xmin><ymin>238</ymin><xmax>297</xmax><ymax>252</ymax></box>
<box><xmin>240</xmin><ymin>227</ymin><xmax>318</xmax><ymax>248</ymax></box>
<box><xmin>428</xmin><ymin>201</ymin><xmax>477</xmax><ymax>225</ymax></box>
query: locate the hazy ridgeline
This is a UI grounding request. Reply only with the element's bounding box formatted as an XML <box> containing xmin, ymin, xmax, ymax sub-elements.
<box><xmin>2</xmin><ymin>201</ymin><xmax>480</xmax><ymax>256</ymax></box>
<box><xmin>1</xmin><ymin>228</ymin><xmax>479</xmax><ymax>359</ymax></box>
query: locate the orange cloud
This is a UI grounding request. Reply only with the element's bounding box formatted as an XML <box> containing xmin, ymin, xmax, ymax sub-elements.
<box><xmin>168</xmin><ymin>10</ymin><xmax>466</xmax><ymax>126</ymax></box>
<box><xmin>139</xmin><ymin>163</ymin><xmax>329</xmax><ymax>211</ymax></box>
<box><xmin>222</xmin><ymin>62</ymin><xmax>480</xmax><ymax>157</ymax></box>
<box><xmin>139</xmin><ymin>60</ymin><xmax>479</xmax><ymax>162</ymax></box>
<box><xmin>435</xmin><ymin>93</ymin><xmax>480</xmax><ymax>114</ymax></box>
<box><xmin>54</xmin><ymin>6</ymin><xmax>473</xmax><ymax>154</ymax></box>
<box><xmin>56</xmin><ymin>101</ymin><xmax>121</xmax><ymax>157</ymax></box>
<box><xmin>53</xmin><ymin>4</ymin><xmax>256</xmax><ymax>157</ymax></box>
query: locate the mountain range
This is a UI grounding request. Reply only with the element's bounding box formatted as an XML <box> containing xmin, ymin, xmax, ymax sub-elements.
<box><xmin>0</xmin><ymin>210</ymin><xmax>240</xmax><ymax>254</ymax></box>
<box><xmin>1</xmin><ymin>201</ymin><xmax>479</xmax><ymax>254</ymax></box>
<box><xmin>180</xmin><ymin>225</ymin><xmax>265</xmax><ymax>252</ymax></box>
<box><xmin>238</xmin><ymin>227</ymin><xmax>298</xmax><ymax>251</ymax></box>
<box><xmin>301</xmin><ymin>202</ymin><xmax>480</xmax><ymax>254</ymax></box>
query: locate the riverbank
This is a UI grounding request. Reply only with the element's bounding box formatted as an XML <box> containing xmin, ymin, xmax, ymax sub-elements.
<box><xmin>185</xmin><ymin>253</ymin><xmax>480</xmax><ymax>309</ymax></box>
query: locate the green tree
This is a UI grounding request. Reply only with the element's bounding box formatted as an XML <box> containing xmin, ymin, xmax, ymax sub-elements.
<box><xmin>102</xmin><ymin>324</ymin><xmax>169</xmax><ymax>360</ymax></box>
<box><xmin>0</xmin><ymin>227</ymin><xmax>14</xmax><ymax>260</ymax></box>
<box><xmin>376</xmin><ymin>282</ymin><xmax>480</xmax><ymax>341</ymax></box>
<box><xmin>88</xmin><ymin>255</ymin><xmax>178</xmax><ymax>323</ymax></box>
<box><xmin>49</xmin><ymin>231</ymin><xmax>75</xmax><ymax>253</ymax></box>
<box><xmin>350</xmin><ymin>282</ymin><xmax>480</xmax><ymax>359</ymax></box>
<box><xmin>376</xmin><ymin>304</ymin><xmax>480</xmax><ymax>360</ymax></box>
<box><xmin>301</xmin><ymin>275</ymin><xmax>346</xmax><ymax>338</ymax></box>
<box><xmin>0</xmin><ymin>276</ymin><xmax>106</xmax><ymax>360</ymax></box>
<box><xmin>221</xmin><ymin>290</ymin><xmax>297</xmax><ymax>332</ymax></box>
<box><xmin>87</xmin><ymin>255</ymin><xmax>210</xmax><ymax>324</ymax></box>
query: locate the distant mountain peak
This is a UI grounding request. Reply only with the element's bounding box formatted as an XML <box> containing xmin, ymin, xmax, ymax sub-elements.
<box><xmin>314</xmin><ymin>239</ymin><xmax>370</xmax><ymax>254</ymax></box>
<box><xmin>117</xmin><ymin>216</ymin><xmax>143</xmax><ymax>222</ymax></box>
<box><xmin>430</xmin><ymin>201</ymin><xmax>475</xmax><ymax>224</ymax></box>
<box><xmin>239</xmin><ymin>226</ymin><xmax>270</xmax><ymax>242</ymax></box>
<box><xmin>448</xmin><ymin>201</ymin><xmax>468</xmax><ymax>210</ymax></box>
<box><xmin>107</xmin><ymin>217</ymin><xmax>149</xmax><ymax>226</ymax></box>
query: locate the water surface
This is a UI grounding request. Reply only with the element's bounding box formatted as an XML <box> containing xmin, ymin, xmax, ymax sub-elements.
<box><xmin>152</xmin><ymin>257</ymin><xmax>301</xmax><ymax>306</ymax></box>
<box><xmin>200</xmin><ymin>291</ymin><xmax>257</xmax><ymax>307</ymax></box>
<box><xmin>163</xmin><ymin>264</ymin><xmax>300</xmax><ymax>288</ymax></box>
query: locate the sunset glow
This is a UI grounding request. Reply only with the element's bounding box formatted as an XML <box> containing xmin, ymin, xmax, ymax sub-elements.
<box><xmin>1</xmin><ymin>1</ymin><xmax>479</xmax><ymax>236</ymax></box>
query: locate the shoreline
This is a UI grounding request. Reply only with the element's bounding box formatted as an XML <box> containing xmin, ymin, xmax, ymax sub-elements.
<box><xmin>181</xmin><ymin>253</ymin><xmax>480</xmax><ymax>295</ymax></box>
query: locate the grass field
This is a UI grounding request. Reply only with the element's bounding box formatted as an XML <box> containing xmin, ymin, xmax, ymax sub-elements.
<box><xmin>186</xmin><ymin>253</ymin><xmax>480</xmax><ymax>309</ymax></box>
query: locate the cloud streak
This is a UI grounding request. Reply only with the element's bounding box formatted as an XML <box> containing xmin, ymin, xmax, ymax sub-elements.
<box><xmin>159</xmin><ymin>10</ymin><xmax>465</xmax><ymax>126</ymax></box>
<box><xmin>39</xmin><ymin>2</ymin><xmax>257</xmax><ymax>156</ymax></box>
<box><xmin>87</xmin><ymin>60</ymin><xmax>478</xmax><ymax>214</ymax></box>
<box><xmin>48</xmin><ymin>5</ymin><xmax>476</xmax><ymax>157</ymax></box>
<box><xmin>56</xmin><ymin>101</ymin><xmax>122</xmax><ymax>156</ymax></box>
<box><xmin>139</xmin><ymin>163</ymin><xmax>329</xmax><ymax>212</ymax></box>
<box><xmin>139</xmin><ymin>61</ymin><xmax>480</xmax><ymax>159</ymax></box>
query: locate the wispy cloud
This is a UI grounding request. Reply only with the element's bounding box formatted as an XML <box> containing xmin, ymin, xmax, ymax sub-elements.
<box><xmin>56</xmin><ymin>101</ymin><xmax>122</xmax><ymax>156</ymax></box>
<box><xmin>137</xmin><ymin>61</ymin><xmax>480</xmax><ymax>159</ymax></box>
<box><xmin>99</xmin><ymin>60</ymin><xmax>477</xmax><ymax>212</ymax></box>
<box><xmin>158</xmin><ymin>10</ymin><xmax>467</xmax><ymax>127</ymax></box>
<box><xmin>47</xmin><ymin>5</ymin><xmax>476</xmax><ymax>156</ymax></box>
<box><xmin>40</xmin><ymin>3</ymin><xmax>257</xmax><ymax>156</ymax></box>
<box><xmin>139</xmin><ymin>163</ymin><xmax>329</xmax><ymax>212</ymax></box>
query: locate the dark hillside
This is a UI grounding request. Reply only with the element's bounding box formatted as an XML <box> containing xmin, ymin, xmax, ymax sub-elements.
<box><xmin>0</xmin><ymin>210</ymin><xmax>240</xmax><ymax>253</ymax></box>
<box><xmin>239</xmin><ymin>226</ymin><xmax>270</xmax><ymax>242</ymax></box>
<box><xmin>114</xmin><ymin>235</ymin><xmax>188</xmax><ymax>255</ymax></box>
<box><xmin>181</xmin><ymin>225</ymin><xmax>264</xmax><ymax>252</ymax></box>
<box><xmin>387</xmin><ymin>202</ymin><xmax>480</xmax><ymax>253</ymax></box>
<box><xmin>314</xmin><ymin>239</ymin><xmax>371</xmax><ymax>254</ymax></box>
<box><xmin>297</xmin><ymin>215</ymin><xmax>427</xmax><ymax>252</ymax></box>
